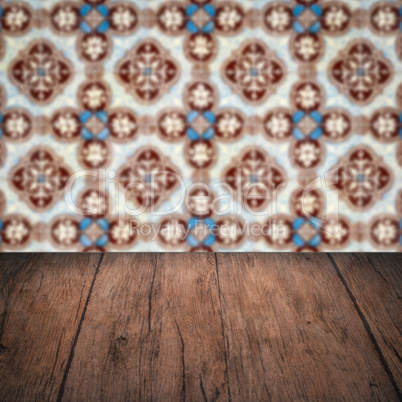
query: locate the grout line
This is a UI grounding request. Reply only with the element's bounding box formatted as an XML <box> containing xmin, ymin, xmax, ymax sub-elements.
<box><xmin>327</xmin><ymin>253</ymin><xmax>402</xmax><ymax>400</ymax></box>
<box><xmin>214</xmin><ymin>253</ymin><xmax>232</xmax><ymax>402</ymax></box>
<box><xmin>56</xmin><ymin>253</ymin><xmax>105</xmax><ymax>402</ymax></box>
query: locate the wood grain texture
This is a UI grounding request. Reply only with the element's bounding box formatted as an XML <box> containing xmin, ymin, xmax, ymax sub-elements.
<box><xmin>147</xmin><ymin>253</ymin><xmax>228</xmax><ymax>401</ymax></box>
<box><xmin>59</xmin><ymin>253</ymin><xmax>157</xmax><ymax>401</ymax></box>
<box><xmin>216</xmin><ymin>253</ymin><xmax>398</xmax><ymax>401</ymax></box>
<box><xmin>0</xmin><ymin>253</ymin><xmax>101</xmax><ymax>401</ymax></box>
<box><xmin>329</xmin><ymin>253</ymin><xmax>402</xmax><ymax>395</ymax></box>
<box><xmin>1</xmin><ymin>252</ymin><xmax>401</xmax><ymax>401</ymax></box>
<box><xmin>61</xmin><ymin>253</ymin><xmax>228</xmax><ymax>402</ymax></box>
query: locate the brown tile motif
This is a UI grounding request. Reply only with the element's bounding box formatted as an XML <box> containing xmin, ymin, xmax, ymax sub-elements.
<box><xmin>0</xmin><ymin>213</ymin><xmax>35</xmax><ymax>250</ymax></box>
<box><xmin>8</xmin><ymin>40</ymin><xmax>74</xmax><ymax>105</ymax></box>
<box><xmin>222</xmin><ymin>147</ymin><xmax>287</xmax><ymax>212</ymax></box>
<box><xmin>116</xmin><ymin>147</ymin><xmax>181</xmax><ymax>211</ymax></box>
<box><xmin>0</xmin><ymin>0</ymin><xmax>401</xmax><ymax>251</ymax></box>
<box><xmin>8</xmin><ymin>146</ymin><xmax>72</xmax><ymax>211</ymax></box>
<box><xmin>0</xmin><ymin>2</ymin><xmax>34</xmax><ymax>61</ymax></box>
<box><xmin>329</xmin><ymin>40</ymin><xmax>394</xmax><ymax>106</ymax></box>
<box><xmin>329</xmin><ymin>145</ymin><xmax>393</xmax><ymax>212</ymax></box>
<box><xmin>0</xmin><ymin>84</ymin><xmax>35</xmax><ymax>168</ymax></box>
<box><xmin>222</xmin><ymin>40</ymin><xmax>287</xmax><ymax>105</ymax></box>
<box><xmin>115</xmin><ymin>39</ymin><xmax>181</xmax><ymax>104</ymax></box>
<box><xmin>368</xmin><ymin>2</ymin><xmax>402</xmax><ymax>60</ymax></box>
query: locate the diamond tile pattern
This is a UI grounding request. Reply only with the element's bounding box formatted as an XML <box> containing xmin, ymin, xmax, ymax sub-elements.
<box><xmin>0</xmin><ymin>0</ymin><xmax>401</xmax><ymax>251</ymax></box>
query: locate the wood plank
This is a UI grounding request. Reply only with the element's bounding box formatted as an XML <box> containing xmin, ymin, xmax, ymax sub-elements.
<box><xmin>59</xmin><ymin>253</ymin><xmax>157</xmax><ymax>401</ymax></box>
<box><xmin>329</xmin><ymin>253</ymin><xmax>402</xmax><ymax>394</ymax></box>
<box><xmin>0</xmin><ymin>253</ymin><xmax>101</xmax><ymax>401</ymax></box>
<box><xmin>147</xmin><ymin>253</ymin><xmax>228</xmax><ymax>401</ymax></box>
<box><xmin>61</xmin><ymin>253</ymin><xmax>228</xmax><ymax>401</ymax></box>
<box><xmin>216</xmin><ymin>253</ymin><xmax>398</xmax><ymax>401</ymax></box>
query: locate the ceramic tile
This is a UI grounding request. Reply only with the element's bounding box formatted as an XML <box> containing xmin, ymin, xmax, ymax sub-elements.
<box><xmin>0</xmin><ymin>0</ymin><xmax>401</xmax><ymax>251</ymax></box>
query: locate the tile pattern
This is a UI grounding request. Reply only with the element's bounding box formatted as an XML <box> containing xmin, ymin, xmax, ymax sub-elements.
<box><xmin>0</xmin><ymin>0</ymin><xmax>401</xmax><ymax>252</ymax></box>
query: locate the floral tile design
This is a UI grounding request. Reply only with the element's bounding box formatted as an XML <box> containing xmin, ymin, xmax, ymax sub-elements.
<box><xmin>0</xmin><ymin>0</ymin><xmax>401</xmax><ymax>252</ymax></box>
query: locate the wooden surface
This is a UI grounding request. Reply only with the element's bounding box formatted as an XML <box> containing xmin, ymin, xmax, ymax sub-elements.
<box><xmin>0</xmin><ymin>253</ymin><xmax>401</xmax><ymax>401</ymax></box>
<box><xmin>0</xmin><ymin>253</ymin><xmax>102</xmax><ymax>401</ymax></box>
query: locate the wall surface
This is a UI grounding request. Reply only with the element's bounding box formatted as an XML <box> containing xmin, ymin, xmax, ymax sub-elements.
<box><xmin>0</xmin><ymin>0</ymin><xmax>401</xmax><ymax>251</ymax></box>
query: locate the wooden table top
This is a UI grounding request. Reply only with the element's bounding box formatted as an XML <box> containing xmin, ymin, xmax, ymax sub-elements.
<box><xmin>0</xmin><ymin>253</ymin><xmax>401</xmax><ymax>401</ymax></box>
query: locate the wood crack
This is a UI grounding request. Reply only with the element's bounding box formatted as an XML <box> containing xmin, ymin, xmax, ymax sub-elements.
<box><xmin>367</xmin><ymin>255</ymin><xmax>389</xmax><ymax>285</ymax></box>
<box><xmin>327</xmin><ymin>253</ymin><xmax>402</xmax><ymax>400</ymax></box>
<box><xmin>175</xmin><ymin>321</ymin><xmax>186</xmax><ymax>401</ymax></box>
<box><xmin>199</xmin><ymin>375</ymin><xmax>207</xmax><ymax>402</ymax></box>
<box><xmin>56</xmin><ymin>253</ymin><xmax>104</xmax><ymax>402</ymax></box>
